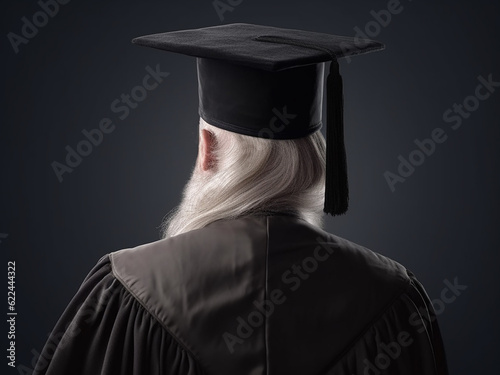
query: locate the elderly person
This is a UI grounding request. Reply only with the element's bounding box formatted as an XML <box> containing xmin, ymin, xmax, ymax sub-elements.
<box><xmin>34</xmin><ymin>24</ymin><xmax>448</xmax><ymax>375</ymax></box>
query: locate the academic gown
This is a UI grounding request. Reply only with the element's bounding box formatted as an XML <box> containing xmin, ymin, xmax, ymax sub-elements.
<box><xmin>33</xmin><ymin>214</ymin><xmax>449</xmax><ymax>375</ymax></box>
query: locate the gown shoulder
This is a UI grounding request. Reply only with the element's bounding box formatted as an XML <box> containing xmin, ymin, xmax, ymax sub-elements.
<box><xmin>33</xmin><ymin>254</ymin><xmax>206</xmax><ymax>375</ymax></box>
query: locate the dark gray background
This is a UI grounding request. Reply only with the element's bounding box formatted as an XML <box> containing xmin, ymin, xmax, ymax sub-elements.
<box><xmin>2</xmin><ymin>0</ymin><xmax>499</xmax><ymax>373</ymax></box>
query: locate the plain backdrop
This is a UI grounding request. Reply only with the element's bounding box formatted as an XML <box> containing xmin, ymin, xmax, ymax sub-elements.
<box><xmin>1</xmin><ymin>0</ymin><xmax>499</xmax><ymax>373</ymax></box>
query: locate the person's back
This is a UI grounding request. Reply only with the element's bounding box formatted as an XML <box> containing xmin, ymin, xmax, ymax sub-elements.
<box><xmin>33</xmin><ymin>23</ymin><xmax>449</xmax><ymax>375</ymax></box>
<box><xmin>34</xmin><ymin>214</ymin><xmax>447</xmax><ymax>374</ymax></box>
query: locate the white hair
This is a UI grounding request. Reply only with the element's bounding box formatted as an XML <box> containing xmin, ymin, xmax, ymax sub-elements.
<box><xmin>161</xmin><ymin>117</ymin><xmax>326</xmax><ymax>238</ymax></box>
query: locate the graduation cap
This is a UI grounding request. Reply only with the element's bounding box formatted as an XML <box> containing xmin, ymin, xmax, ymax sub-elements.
<box><xmin>132</xmin><ymin>23</ymin><xmax>384</xmax><ymax>216</ymax></box>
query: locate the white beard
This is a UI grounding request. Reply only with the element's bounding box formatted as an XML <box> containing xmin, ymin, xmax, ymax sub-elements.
<box><xmin>161</xmin><ymin>127</ymin><xmax>325</xmax><ymax>238</ymax></box>
<box><xmin>161</xmin><ymin>160</ymin><xmax>212</xmax><ymax>238</ymax></box>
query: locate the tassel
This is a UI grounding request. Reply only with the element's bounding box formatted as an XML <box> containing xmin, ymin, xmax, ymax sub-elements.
<box><xmin>324</xmin><ymin>60</ymin><xmax>348</xmax><ymax>215</ymax></box>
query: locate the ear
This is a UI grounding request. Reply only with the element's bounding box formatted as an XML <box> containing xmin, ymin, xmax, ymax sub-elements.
<box><xmin>199</xmin><ymin>128</ymin><xmax>217</xmax><ymax>171</ymax></box>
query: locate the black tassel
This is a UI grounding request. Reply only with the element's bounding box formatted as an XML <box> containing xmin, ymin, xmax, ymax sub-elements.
<box><xmin>324</xmin><ymin>60</ymin><xmax>348</xmax><ymax>215</ymax></box>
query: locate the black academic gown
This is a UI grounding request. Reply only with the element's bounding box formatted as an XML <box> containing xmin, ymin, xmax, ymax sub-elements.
<box><xmin>33</xmin><ymin>214</ymin><xmax>448</xmax><ymax>375</ymax></box>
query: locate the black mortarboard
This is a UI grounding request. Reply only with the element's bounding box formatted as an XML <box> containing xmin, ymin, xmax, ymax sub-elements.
<box><xmin>132</xmin><ymin>23</ymin><xmax>384</xmax><ymax>216</ymax></box>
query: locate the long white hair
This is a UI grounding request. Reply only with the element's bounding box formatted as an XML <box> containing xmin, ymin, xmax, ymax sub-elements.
<box><xmin>161</xmin><ymin>118</ymin><xmax>326</xmax><ymax>238</ymax></box>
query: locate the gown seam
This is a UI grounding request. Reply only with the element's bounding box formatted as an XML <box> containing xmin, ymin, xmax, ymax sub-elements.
<box><xmin>401</xmin><ymin>275</ymin><xmax>440</xmax><ymax>374</ymax></box>
<box><xmin>264</xmin><ymin>215</ymin><xmax>270</xmax><ymax>375</ymax></box>
<box><xmin>108</xmin><ymin>252</ymin><xmax>210</xmax><ymax>375</ymax></box>
<box><xmin>399</xmin><ymin>292</ymin><xmax>439</xmax><ymax>374</ymax></box>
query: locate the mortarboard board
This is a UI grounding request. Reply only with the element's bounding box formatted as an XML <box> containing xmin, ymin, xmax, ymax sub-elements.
<box><xmin>132</xmin><ymin>23</ymin><xmax>384</xmax><ymax>216</ymax></box>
